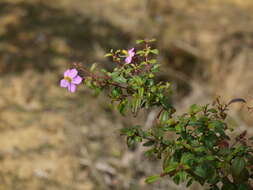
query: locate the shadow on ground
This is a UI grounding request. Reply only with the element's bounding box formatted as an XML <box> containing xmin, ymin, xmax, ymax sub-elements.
<box><xmin>0</xmin><ymin>1</ymin><xmax>130</xmax><ymax>73</ymax></box>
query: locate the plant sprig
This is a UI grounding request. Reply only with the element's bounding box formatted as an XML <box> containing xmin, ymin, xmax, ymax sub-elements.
<box><xmin>60</xmin><ymin>39</ymin><xmax>253</xmax><ymax>190</ymax></box>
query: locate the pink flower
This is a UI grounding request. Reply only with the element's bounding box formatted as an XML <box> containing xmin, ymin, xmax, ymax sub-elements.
<box><xmin>60</xmin><ymin>68</ymin><xmax>82</xmax><ymax>92</ymax></box>
<box><xmin>125</xmin><ymin>48</ymin><xmax>135</xmax><ymax>64</ymax></box>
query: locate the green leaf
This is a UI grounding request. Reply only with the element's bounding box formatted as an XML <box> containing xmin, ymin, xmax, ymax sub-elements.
<box><xmin>160</xmin><ymin>111</ymin><xmax>169</xmax><ymax>124</ymax></box>
<box><xmin>145</xmin><ymin>175</ymin><xmax>160</xmax><ymax>184</ymax></box>
<box><xmin>205</xmin><ymin>155</ymin><xmax>215</xmax><ymax>161</ymax></box>
<box><xmin>166</xmin><ymin>118</ymin><xmax>176</xmax><ymax>126</ymax></box>
<box><xmin>134</xmin><ymin>136</ymin><xmax>142</xmax><ymax>143</ymax></box>
<box><xmin>131</xmin><ymin>96</ymin><xmax>142</xmax><ymax>114</ymax></box>
<box><xmin>143</xmin><ymin>140</ymin><xmax>155</xmax><ymax>147</ymax></box>
<box><xmin>136</xmin><ymin>39</ymin><xmax>145</xmax><ymax>44</ymax></box>
<box><xmin>175</xmin><ymin>124</ymin><xmax>182</xmax><ymax>133</ymax></box>
<box><xmin>104</xmin><ymin>53</ymin><xmax>113</xmax><ymax>57</ymax></box>
<box><xmin>111</xmin><ymin>87</ymin><xmax>122</xmax><ymax>98</ymax></box>
<box><xmin>137</xmin><ymin>128</ymin><xmax>148</xmax><ymax>138</ymax></box>
<box><xmin>221</xmin><ymin>178</ymin><xmax>237</xmax><ymax>190</ymax></box>
<box><xmin>136</xmin><ymin>50</ymin><xmax>145</xmax><ymax>55</ymax></box>
<box><xmin>189</xmin><ymin>104</ymin><xmax>203</xmax><ymax>114</ymax></box>
<box><xmin>151</xmin><ymin>64</ymin><xmax>160</xmax><ymax>72</ymax></box>
<box><xmin>109</xmin><ymin>72</ymin><xmax>127</xmax><ymax>83</ymax></box>
<box><xmin>90</xmin><ymin>63</ymin><xmax>97</xmax><ymax>72</ymax></box>
<box><xmin>237</xmin><ymin>184</ymin><xmax>250</xmax><ymax>190</ymax></box>
<box><xmin>113</xmin><ymin>75</ymin><xmax>127</xmax><ymax>83</ymax></box>
<box><xmin>207</xmin><ymin>108</ymin><xmax>218</xmax><ymax>113</ymax></box>
<box><xmin>181</xmin><ymin>153</ymin><xmax>195</xmax><ymax>165</ymax></box>
<box><xmin>138</xmin><ymin>87</ymin><xmax>144</xmax><ymax>98</ymax></box>
<box><xmin>117</xmin><ymin>99</ymin><xmax>128</xmax><ymax>115</ymax></box>
<box><xmin>132</xmin><ymin>76</ymin><xmax>144</xmax><ymax>86</ymax></box>
<box><xmin>121</xmin><ymin>128</ymin><xmax>135</xmax><ymax>136</ymax></box>
<box><xmin>147</xmin><ymin>38</ymin><xmax>156</xmax><ymax>43</ymax></box>
<box><xmin>148</xmin><ymin>59</ymin><xmax>157</xmax><ymax>64</ymax></box>
<box><xmin>164</xmin><ymin>162</ymin><xmax>179</xmax><ymax>173</ymax></box>
<box><xmin>234</xmin><ymin>168</ymin><xmax>249</xmax><ymax>183</ymax></box>
<box><xmin>172</xmin><ymin>174</ymin><xmax>180</xmax><ymax>185</ymax></box>
<box><xmin>194</xmin><ymin>165</ymin><xmax>207</xmax><ymax>179</ymax></box>
<box><xmin>182</xmin><ymin>143</ymin><xmax>192</xmax><ymax>150</ymax></box>
<box><xmin>163</xmin><ymin>126</ymin><xmax>176</xmax><ymax>132</ymax></box>
<box><xmin>144</xmin><ymin>148</ymin><xmax>156</xmax><ymax>157</ymax></box>
<box><xmin>208</xmin><ymin>120</ymin><xmax>225</xmax><ymax>130</ymax></box>
<box><xmin>188</xmin><ymin>121</ymin><xmax>204</xmax><ymax>127</ymax></box>
<box><xmin>127</xmin><ymin>136</ymin><xmax>135</xmax><ymax>148</ymax></box>
<box><xmin>152</xmin><ymin>126</ymin><xmax>164</xmax><ymax>138</ymax></box>
<box><xmin>151</xmin><ymin>49</ymin><xmax>159</xmax><ymax>55</ymax></box>
<box><xmin>178</xmin><ymin>171</ymin><xmax>188</xmax><ymax>182</ymax></box>
<box><xmin>160</xmin><ymin>96</ymin><xmax>173</xmax><ymax>110</ymax></box>
<box><xmin>204</xmin><ymin>135</ymin><xmax>218</xmax><ymax>149</ymax></box>
<box><xmin>231</xmin><ymin>157</ymin><xmax>246</xmax><ymax>177</ymax></box>
<box><xmin>186</xmin><ymin>178</ymin><xmax>193</xmax><ymax>187</ymax></box>
<box><xmin>218</xmin><ymin>145</ymin><xmax>230</xmax><ymax>154</ymax></box>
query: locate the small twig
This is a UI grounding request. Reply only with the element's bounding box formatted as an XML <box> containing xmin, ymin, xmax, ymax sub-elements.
<box><xmin>156</xmin><ymin>108</ymin><xmax>164</xmax><ymax>119</ymax></box>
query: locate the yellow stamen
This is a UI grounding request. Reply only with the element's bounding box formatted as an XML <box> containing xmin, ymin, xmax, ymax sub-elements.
<box><xmin>64</xmin><ymin>76</ymin><xmax>72</xmax><ymax>83</ymax></box>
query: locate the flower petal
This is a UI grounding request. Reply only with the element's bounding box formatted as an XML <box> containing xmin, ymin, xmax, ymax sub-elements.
<box><xmin>128</xmin><ymin>48</ymin><xmax>135</xmax><ymax>56</ymax></box>
<box><xmin>128</xmin><ymin>48</ymin><xmax>134</xmax><ymax>53</ymax></box>
<box><xmin>68</xmin><ymin>83</ymin><xmax>77</xmax><ymax>93</ymax></box>
<box><xmin>72</xmin><ymin>75</ymin><xmax>82</xmax><ymax>84</ymax></box>
<box><xmin>60</xmin><ymin>79</ymin><xmax>69</xmax><ymax>88</ymax></box>
<box><xmin>64</xmin><ymin>68</ymin><xmax>78</xmax><ymax>78</ymax></box>
<box><xmin>125</xmin><ymin>56</ymin><xmax>132</xmax><ymax>64</ymax></box>
<box><xmin>64</xmin><ymin>69</ymin><xmax>71</xmax><ymax>77</ymax></box>
<box><xmin>68</xmin><ymin>69</ymin><xmax>78</xmax><ymax>78</ymax></box>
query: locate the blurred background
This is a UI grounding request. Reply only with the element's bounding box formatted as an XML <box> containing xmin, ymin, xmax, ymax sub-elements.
<box><xmin>1</xmin><ymin>0</ymin><xmax>253</xmax><ymax>189</ymax></box>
